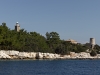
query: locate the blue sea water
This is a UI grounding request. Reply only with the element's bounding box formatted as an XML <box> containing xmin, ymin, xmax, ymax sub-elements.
<box><xmin>0</xmin><ymin>59</ymin><xmax>100</xmax><ymax>75</ymax></box>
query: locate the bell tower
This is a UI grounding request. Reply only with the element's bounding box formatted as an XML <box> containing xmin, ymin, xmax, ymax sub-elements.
<box><xmin>15</xmin><ymin>22</ymin><xmax>20</xmax><ymax>32</ymax></box>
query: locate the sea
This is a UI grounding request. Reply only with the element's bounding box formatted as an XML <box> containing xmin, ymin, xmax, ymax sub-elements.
<box><xmin>0</xmin><ymin>59</ymin><xmax>100</xmax><ymax>75</ymax></box>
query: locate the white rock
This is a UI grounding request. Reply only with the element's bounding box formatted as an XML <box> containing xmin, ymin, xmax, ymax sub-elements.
<box><xmin>28</xmin><ymin>52</ymin><xmax>36</xmax><ymax>58</ymax></box>
<box><xmin>18</xmin><ymin>52</ymin><xmax>30</xmax><ymax>58</ymax></box>
<box><xmin>97</xmin><ymin>54</ymin><xmax>100</xmax><ymax>58</ymax></box>
<box><xmin>76</xmin><ymin>52</ymin><xmax>91</xmax><ymax>58</ymax></box>
<box><xmin>1</xmin><ymin>50</ymin><xmax>19</xmax><ymax>56</ymax></box>
<box><xmin>6</xmin><ymin>50</ymin><xmax>19</xmax><ymax>56</ymax></box>
<box><xmin>0</xmin><ymin>51</ymin><xmax>11</xmax><ymax>59</ymax></box>
<box><xmin>36</xmin><ymin>52</ymin><xmax>43</xmax><ymax>59</ymax></box>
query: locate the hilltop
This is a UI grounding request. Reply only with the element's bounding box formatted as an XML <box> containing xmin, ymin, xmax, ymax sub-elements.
<box><xmin>0</xmin><ymin>22</ymin><xmax>100</xmax><ymax>56</ymax></box>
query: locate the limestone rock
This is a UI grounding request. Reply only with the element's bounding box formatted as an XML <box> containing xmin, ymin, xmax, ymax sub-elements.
<box><xmin>28</xmin><ymin>52</ymin><xmax>36</xmax><ymax>58</ymax></box>
<box><xmin>76</xmin><ymin>52</ymin><xmax>91</xmax><ymax>58</ymax></box>
<box><xmin>2</xmin><ymin>50</ymin><xmax>19</xmax><ymax>56</ymax></box>
<box><xmin>18</xmin><ymin>52</ymin><xmax>30</xmax><ymax>59</ymax></box>
<box><xmin>36</xmin><ymin>52</ymin><xmax>43</xmax><ymax>59</ymax></box>
<box><xmin>0</xmin><ymin>51</ymin><xmax>11</xmax><ymax>59</ymax></box>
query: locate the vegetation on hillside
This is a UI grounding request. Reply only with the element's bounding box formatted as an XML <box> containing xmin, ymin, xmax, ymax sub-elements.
<box><xmin>0</xmin><ymin>23</ymin><xmax>100</xmax><ymax>55</ymax></box>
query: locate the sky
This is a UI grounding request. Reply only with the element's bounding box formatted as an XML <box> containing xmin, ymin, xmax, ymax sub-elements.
<box><xmin>0</xmin><ymin>0</ymin><xmax>100</xmax><ymax>45</ymax></box>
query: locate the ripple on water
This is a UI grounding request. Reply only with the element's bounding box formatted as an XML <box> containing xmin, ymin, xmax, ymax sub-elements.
<box><xmin>0</xmin><ymin>59</ymin><xmax>100</xmax><ymax>75</ymax></box>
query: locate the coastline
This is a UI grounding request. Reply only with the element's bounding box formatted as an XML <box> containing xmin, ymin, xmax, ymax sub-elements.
<box><xmin>0</xmin><ymin>57</ymin><xmax>95</xmax><ymax>60</ymax></box>
<box><xmin>0</xmin><ymin>50</ymin><xmax>100</xmax><ymax>60</ymax></box>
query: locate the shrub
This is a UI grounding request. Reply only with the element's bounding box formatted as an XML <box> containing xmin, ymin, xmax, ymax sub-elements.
<box><xmin>90</xmin><ymin>50</ymin><xmax>97</xmax><ymax>56</ymax></box>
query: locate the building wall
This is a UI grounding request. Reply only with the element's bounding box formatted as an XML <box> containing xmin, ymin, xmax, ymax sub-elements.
<box><xmin>66</xmin><ymin>39</ymin><xmax>78</xmax><ymax>44</ymax></box>
<box><xmin>15</xmin><ymin>22</ymin><xmax>20</xmax><ymax>32</ymax></box>
<box><xmin>90</xmin><ymin>38</ymin><xmax>95</xmax><ymax>49</ymax></box>
<box><xmin>15</xmin><ymin>25</ymin><xmax>20</xmax><ymax>32</ymax></box>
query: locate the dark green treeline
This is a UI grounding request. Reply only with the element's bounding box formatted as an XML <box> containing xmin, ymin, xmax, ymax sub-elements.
<box><xmin>0</xmin><ymin>23</ymin><xmax>100</xmax><ymax>55</ymax></box>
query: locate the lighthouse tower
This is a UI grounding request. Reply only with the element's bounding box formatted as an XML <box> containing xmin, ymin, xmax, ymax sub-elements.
<box><xmin>15</xmin><ymin>22</ymin><xmax>20</xmax><ymax>32</ymax></box>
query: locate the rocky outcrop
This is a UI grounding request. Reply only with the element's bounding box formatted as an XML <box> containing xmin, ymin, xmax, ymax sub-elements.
<box><xmin>0</xmin><ymin>50</ymin><xmax>100</xmax><ymax>59</ymax></box>
<box><xmin>18</xmin><ymin>52</ymin><xmax>36</xmax><ymax>59</ymax></box>
<box><xmin>76</xmin><ymin>52</ymin><xmax>91</xmax><ymax>58</ymax></box>
<box><xmin>1</xmin><ymin>50</ymin><xmax>19</xmax><ymax>56</ymax></box>
<box><xmin>70</xmin><ymin>52</ymin><xmax>92</xmax><ymax>58</ymax></box>
<box><xmin>0</xmin><ymin>51</ymin><xmax>11</xmax><ymax>59</ymax></box>
<box><xmin>36</xmin><ymin>52</ymin><xmax>60</xmax><ymax>59</ymax></box>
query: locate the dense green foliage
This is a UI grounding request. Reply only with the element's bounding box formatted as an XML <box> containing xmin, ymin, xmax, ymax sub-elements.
<box><xmin>90</xmin><ymin>50</ymin><xmax>97</xmax><ymax>56</ymax></box>
<box><xmin>0</xmin><ymin>23</ymin><xmax>100</xmax><ymax>55</ymax></box>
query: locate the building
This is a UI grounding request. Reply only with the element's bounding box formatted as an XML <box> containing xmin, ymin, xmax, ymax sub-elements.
<box><xmin>66</xmin><ymin>39</ymin><xmax>78</xmax><ymax>44</ymax></box>
<box><xmin>90</xmin><ymin>38</ymin><xmax>95</xmax><ymax>49</ymax></box>
<box><xmin>84</xmin><ymin>38</ymin><xmax>96</xmax><ymax>50</ymax></box>
<box><xmin>15</xmin><ymin>22</ymin><xmax>20</xmax><ymax>32</ymax></box>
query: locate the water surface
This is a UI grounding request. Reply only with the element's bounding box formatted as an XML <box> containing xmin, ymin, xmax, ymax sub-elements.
<box><xmin>0</xmin><ymin>59</ymin><xmax>100</xmax><ymax>75</ymax></box>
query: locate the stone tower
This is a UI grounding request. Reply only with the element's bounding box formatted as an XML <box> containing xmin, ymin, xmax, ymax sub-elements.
<box><xmin>15</xmin><ymin>22</ymin><xmax>20</xmax><ymax>32</ymax></box>
<box><xmin>90</xmin><ymin>38</ymin><xmax>95</xmax><ymax>49</ymax></box>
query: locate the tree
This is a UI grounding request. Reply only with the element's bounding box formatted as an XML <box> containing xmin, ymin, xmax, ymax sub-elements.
<box><xmin>90</xmin><ymin>50</ymin><xmax>97</xmax><ymax>56</ymax></box>
<box><xmin>45</xmin><ymin>32</ymin><xmax>61</xmax><ymax>53</ymax></box>
<box><xmin>1</xmin><ymin>22</ymin><xmax>100</xmax><ymax>55</ymax></box>
<box><xmin>46</xmin><ymin>32</ymin><xmax>51</xmax><ymax>40</ymax></box>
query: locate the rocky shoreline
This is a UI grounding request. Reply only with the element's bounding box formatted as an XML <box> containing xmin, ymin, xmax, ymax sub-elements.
<box><xmin>0</xmin><ymin>50</ymin><xmax>100</xmax><ymax>60</ymax></box>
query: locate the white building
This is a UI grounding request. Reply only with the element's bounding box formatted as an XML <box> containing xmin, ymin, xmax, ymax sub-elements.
<box><xmin>15</xmin><ymin>22</ymin><xmax>20</xmax><ymax>32</ymax></box>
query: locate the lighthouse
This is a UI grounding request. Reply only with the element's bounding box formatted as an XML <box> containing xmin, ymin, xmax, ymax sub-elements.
<box><xmin>15</xmin><ymin>22</ymin><xmax>20</xmax><ymax>32</ymax></box>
